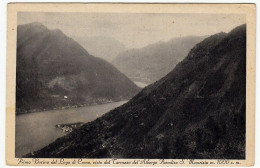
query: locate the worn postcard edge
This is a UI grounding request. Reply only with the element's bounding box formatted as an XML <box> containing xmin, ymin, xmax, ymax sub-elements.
<box><xmin>6</xmin><ymin>3</ymin><xmax>256</xmax><ymax>167</ymax></box>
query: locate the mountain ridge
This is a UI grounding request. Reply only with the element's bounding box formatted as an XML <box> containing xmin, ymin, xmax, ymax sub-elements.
<box><xmin>112</xmin><ymin>35</ymin><xmax>207</xmax><ymax>84</ymax></box>
<box><xmin>16</xmin><ymin>22</ymin><xmax>140</xmax><ymax>113</ymax></box>
<box><xmin>26</xmin><ymin>24</ymin><xmax>246</xmax><ymax>159</ymax></box>
<box><xmin>74</xmin><ymin>35</ymin><xmax>127</xmax><ymax>62</ymax></box>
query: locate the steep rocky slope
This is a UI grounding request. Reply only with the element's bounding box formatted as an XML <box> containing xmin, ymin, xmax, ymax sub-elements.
<box><xmin>16</xmin><ymin>22</ymin><xmax>140</xmax><ymax>113</ymax></box>
<box><xmin>28</xmin><ymin>24</ymin><xmax>246</xmax><ymax>159</ymax></box>
<box><xmin>112</xmin><ymin>36</ymin><xmax>206</xmax><ymax>84</ymax></box>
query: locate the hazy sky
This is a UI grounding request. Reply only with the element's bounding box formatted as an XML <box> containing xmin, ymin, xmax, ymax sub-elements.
<box><xmin>18</xmin><ymin>12</ymin><xmax>246</xmax><ymax>49</ymax></box>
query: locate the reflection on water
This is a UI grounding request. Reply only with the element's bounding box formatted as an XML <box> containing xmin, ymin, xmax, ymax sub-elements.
<box><xmin>15</xmin><ymin>101</ymin><xmax>127</xmax><ymax>157</ymax></box>
<box><xmin>134</xmin><ymin>81</ymin><xmax>149</xmax><ymax>88</ymax></box>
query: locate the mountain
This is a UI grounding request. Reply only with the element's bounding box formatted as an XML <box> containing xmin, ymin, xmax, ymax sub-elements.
<box><xmin>112</xmin><ymin>36</ymin><xmax>206</xmax><ymax>84</ymax></box>
<box><xmin>74</xmin><ymin>36</ymin><xmax>127</xmax><ymax>62</ymax></box>
<box><xmin>27</xmin><ymin>24</ymin><xmax>246</xmax><ymax>159</ymax></box>
<box><xmin>16</xmin><ymin>22</ymin><xmax>140</xmax><ymax>113</ymax></box>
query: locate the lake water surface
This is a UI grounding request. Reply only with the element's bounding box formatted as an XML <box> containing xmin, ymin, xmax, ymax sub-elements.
<box><xmin>15</xmin><ymin>101</ymin><xmax>127</xmax><ymax>157</ymax></box>
<box><xmin>134</xmin><ymin>81</ymin><xmax>149</xmax><ymax>88</ymax></box>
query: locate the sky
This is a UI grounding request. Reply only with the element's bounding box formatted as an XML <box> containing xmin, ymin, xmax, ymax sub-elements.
<box><xmin>18</xmin><ymin>12</ymin><xmax>246</xmax><ymax>49</ymax></box>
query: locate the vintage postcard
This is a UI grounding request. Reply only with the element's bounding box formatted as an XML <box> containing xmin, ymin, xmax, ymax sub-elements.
<box><xmin>6</xmin><ymin>3</ymin><xmax>256</xmax><ymax>167</ymax></box>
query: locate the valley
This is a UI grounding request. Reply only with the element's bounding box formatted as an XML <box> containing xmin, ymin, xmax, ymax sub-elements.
<box><xmin>26</xmin><ymin>24</ymin><xmax>246</xmax><ymax>159</ymax></box>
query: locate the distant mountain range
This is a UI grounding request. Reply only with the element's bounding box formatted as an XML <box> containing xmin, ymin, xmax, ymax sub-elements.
<box><xmin>74</xmin><ymin>36</ymin><xmax>127</xmax><ymax>62</ymax></box>
<box><xmin>28</xmin><ymin>24</ymin><xmax>246</xmax><ymax>159</ymax></box>
<box><xmin>112</xmin><ymin>36</ymin><xmax>206</xmax><ymax>84</ymax></box>
<box><xmin>16</xmin><ymin>22</ymin><xmax>140</xmax><ymax>113</ymax></box>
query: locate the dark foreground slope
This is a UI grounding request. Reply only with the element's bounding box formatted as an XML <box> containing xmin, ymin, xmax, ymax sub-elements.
<box><xmin>28</xmin><ymin>24</ymin><xmax>246</xmax><ymax>159</ymax></box>
<box><xmin>16</xmin><ymin>22</ymin><xmax>140</xmax><ymax>113</ymax></box>
<box><xmin>112</xmin><ymin>36</ymin><xmax>206</xmax><ymax>84</ymax></box>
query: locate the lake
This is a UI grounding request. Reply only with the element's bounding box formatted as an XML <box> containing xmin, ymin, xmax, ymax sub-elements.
<box><xmin>15</xmin><ymin>101</ymin><xmax>127</xmax><ymax>157</ymax></box>
<box><xmin>134</xmin><ymin>81</ymin><xmax>149</xmax><ymax>88</ymax></box>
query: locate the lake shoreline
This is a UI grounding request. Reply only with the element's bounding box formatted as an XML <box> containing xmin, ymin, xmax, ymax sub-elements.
<box><xmin>16</xmin><ymin>100</ymin><xmax>128</xmax><ymax>157</ymax></box>
<box><xmin>16</xmin><ymin>99</ymin><xmax>129</xmax><ymax>115</ymax></box>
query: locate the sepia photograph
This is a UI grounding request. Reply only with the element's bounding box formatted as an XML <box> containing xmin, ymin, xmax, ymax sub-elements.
<box><xmin>5</xmin><ymin>3</ymin><xmax>256</xmax><ymax>167</ymax></box>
